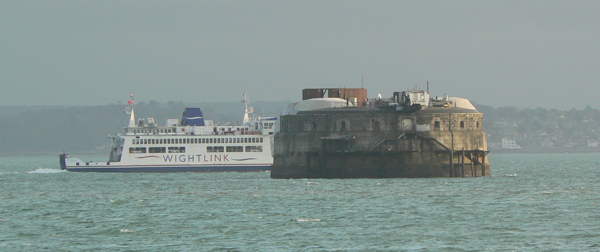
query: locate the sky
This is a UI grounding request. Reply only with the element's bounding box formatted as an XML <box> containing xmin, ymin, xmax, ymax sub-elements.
<box><xmin>1</xmin><ymin>1</ymin><xmax>599</xmax><ymax>110</ymax></box>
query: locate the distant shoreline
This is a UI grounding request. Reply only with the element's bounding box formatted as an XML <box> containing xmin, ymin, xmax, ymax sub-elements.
<box><xmin>0</xmin><ymin>151</ymin><xmax>108</xmax><ymax>157</ymax></box>
<box><xmin>490</xmin><ymin>147</ymin><xmax>600</xmax><ymax>154</ymax></box>
<box><xmin>2</xmin><ymin>148</ymin><xmax>599</xmax><ymax>157</ymax></box>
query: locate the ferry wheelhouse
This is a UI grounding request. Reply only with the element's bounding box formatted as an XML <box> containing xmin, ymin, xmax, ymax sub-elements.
<box><xmin>59</xmin><ymin>93</ymin><xmax>276</xmax><ymax>172</ymax></box>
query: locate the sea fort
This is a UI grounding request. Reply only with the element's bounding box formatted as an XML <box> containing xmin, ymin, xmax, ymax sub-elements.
<box><xmin>271</xmin><ymin>87</ymin><xmax>490</xmax><ymax>178</ymax></box>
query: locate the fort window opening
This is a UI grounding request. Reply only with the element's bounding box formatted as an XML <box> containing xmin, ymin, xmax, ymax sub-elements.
<box><xmin>460</xmin><ymin>121</ymin><xmax>465</xmax><ymax>128</ymax></box>
<box><xmin>435</xmin><ymin>121</ymin><xmax>441</xmax><ymax>130</ymax></box>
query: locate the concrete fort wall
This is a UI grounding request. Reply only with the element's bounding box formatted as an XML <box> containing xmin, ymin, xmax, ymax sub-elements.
<box><xmin>271</xmin><ymin>108</ymin><xmax>490</xmax><ymax>178</ymax></box>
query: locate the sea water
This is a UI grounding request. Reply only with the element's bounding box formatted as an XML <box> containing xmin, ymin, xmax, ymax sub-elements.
<box><xmin>0</xmin><ymin>153</ymin><xmax>599</xmax><ymax>251</ymax></box>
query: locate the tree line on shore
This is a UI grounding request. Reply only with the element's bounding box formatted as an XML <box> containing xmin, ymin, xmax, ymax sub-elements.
<box><xmin>1</xmin><ymin>101</ymin><xmax>598</xmax><ymax>155</ymax></box>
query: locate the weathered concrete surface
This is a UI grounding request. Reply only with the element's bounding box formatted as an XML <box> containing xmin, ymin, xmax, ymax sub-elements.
<box><xmin>271</xmin><ymin>106</ymin><xmax>490</xmax><ymax>179</ymax></box>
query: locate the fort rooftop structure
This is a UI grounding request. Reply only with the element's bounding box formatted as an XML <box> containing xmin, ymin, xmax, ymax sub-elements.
<box><xmin>271</xmin><ymin>88</ymin><xmax>490</xmax><ymax>178</ymax></box>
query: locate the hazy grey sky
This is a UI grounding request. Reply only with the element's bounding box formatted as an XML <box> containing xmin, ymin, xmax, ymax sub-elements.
<box><xmin>2</xmin><ymin>1</ymin><xmax>599</xmax><ymax>109</ymax></box>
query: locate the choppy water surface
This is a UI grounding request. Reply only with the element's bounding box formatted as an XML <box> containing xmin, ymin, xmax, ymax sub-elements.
<box><xmin>1</xmin><ymin>153</ymin><xmax>599</xmax><ymax>251</ymax></box>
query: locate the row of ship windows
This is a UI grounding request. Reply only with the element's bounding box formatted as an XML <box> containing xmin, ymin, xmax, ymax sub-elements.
<box><xmin>128</xmin><ymin>146</ymin><xmax>263</xmax><ymax>154</ymax></box>
<box><xmin>132</xmin><ymin>137</ymin><xmax>264</xmax><ymax>145</ymax></box>
<box><xmin>128</xmin><ymin>128</ymin><xmax>177</xmax><ymax>134</ymax></box>
<box><xmin>127</xmin><ymin>125</ymin><xmax>274</xmax><ymax>134</ymax></box>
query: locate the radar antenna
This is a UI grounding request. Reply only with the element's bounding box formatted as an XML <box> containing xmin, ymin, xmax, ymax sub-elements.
<box><xmin>242</xmin><ymin>91</ymin><xmax>254</xmax><ymax>123</ymax></box>
<box><xmin>124</xmin><ymin>92</ymin><xmax>136</xmax><ymax>127</ymax></box>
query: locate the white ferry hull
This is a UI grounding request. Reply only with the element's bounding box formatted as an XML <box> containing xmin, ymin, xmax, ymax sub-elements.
<box><xmin>60</xmin><ymin>138</ymin><xmax>274</xmax><ymax>173</ymax></box>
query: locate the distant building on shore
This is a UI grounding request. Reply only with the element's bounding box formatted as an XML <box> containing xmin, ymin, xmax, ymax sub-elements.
<box><xmin>502</xmin><ymin>138</ymin><xmax>522</xmax><ymax>150</ymax></box>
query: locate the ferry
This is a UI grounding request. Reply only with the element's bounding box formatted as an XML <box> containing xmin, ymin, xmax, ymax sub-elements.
<box><xmin>59</xmin><ymin>92</ymin><xmax>277</xmax><ymax>172</ymax></box>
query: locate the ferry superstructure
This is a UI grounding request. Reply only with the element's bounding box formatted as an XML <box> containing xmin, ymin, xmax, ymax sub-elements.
<box><xmin>59</xmin><ymin>93</ymin><xmax>277</xmax><ymax>172</ymax></box>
